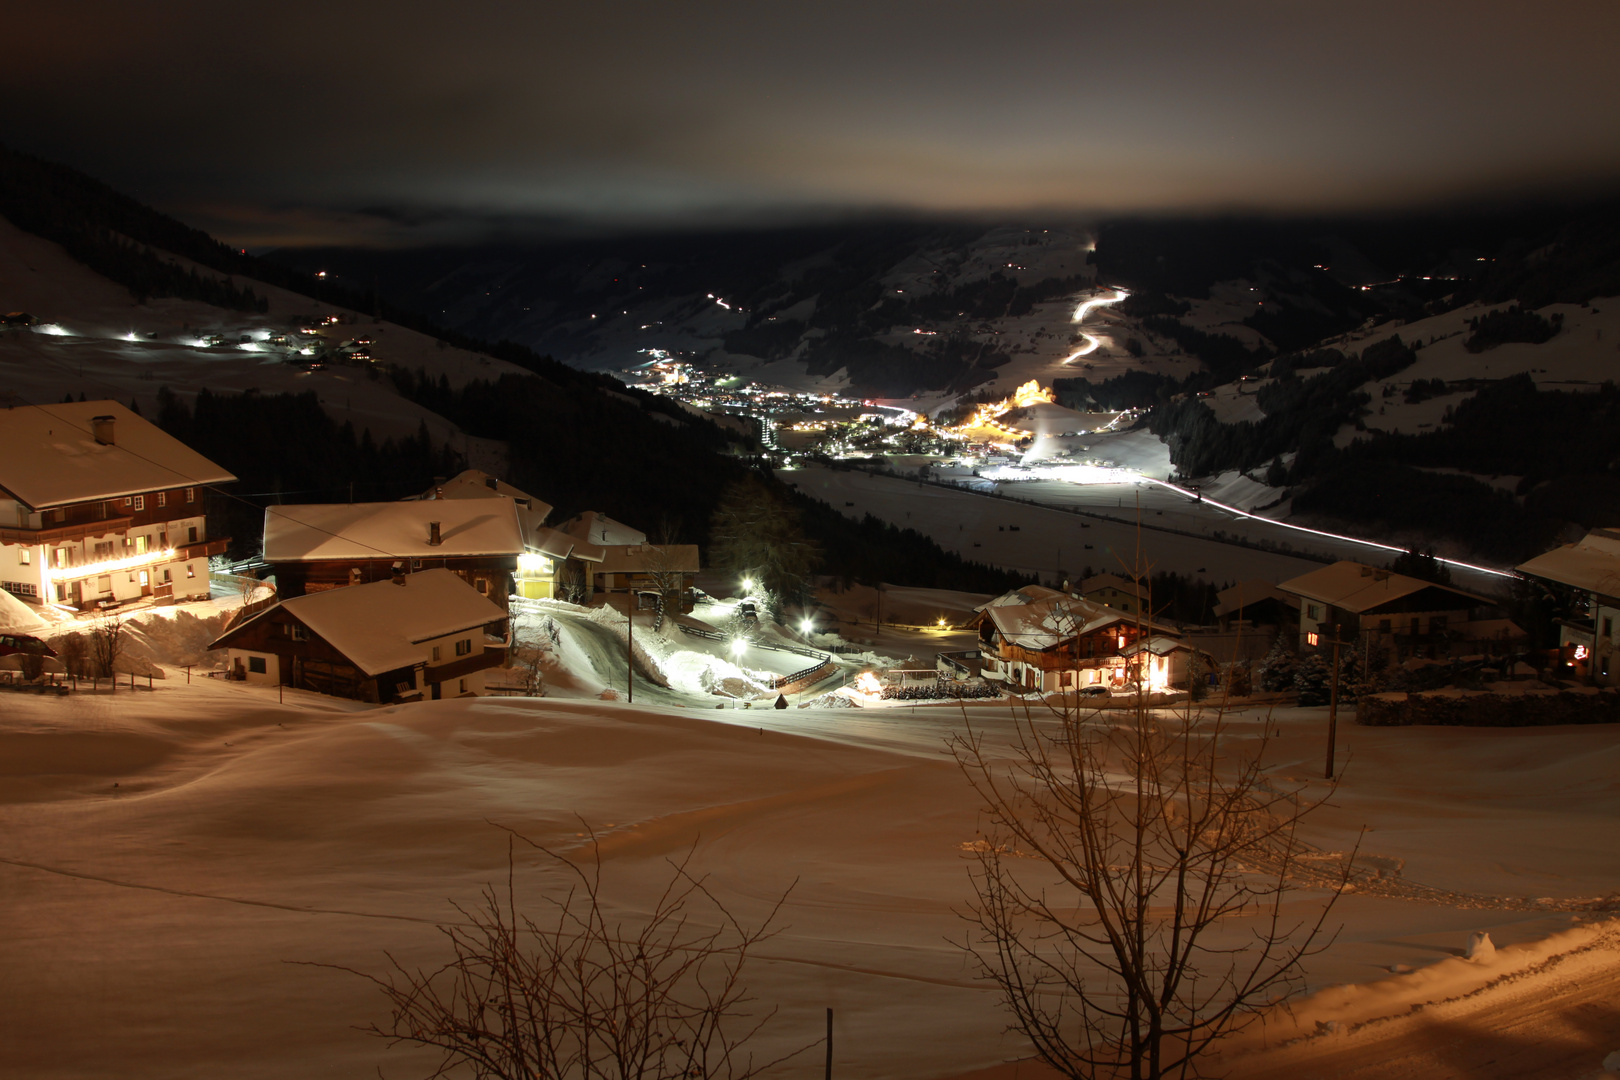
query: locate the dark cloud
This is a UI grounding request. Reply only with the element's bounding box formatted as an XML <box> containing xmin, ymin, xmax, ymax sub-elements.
<box><xmin>5</xmin><ymin>1</ymin><xmax>1619</xmax><ymax>246</ymax></box>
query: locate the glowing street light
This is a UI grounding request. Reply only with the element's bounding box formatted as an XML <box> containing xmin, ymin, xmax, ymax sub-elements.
<box><xmin>741</xmin><ymin>577</ymin><xmax>755</xmax><ymax>593</ymax></box>
<box><xmin>730</xmin><ymin>639</ymin><xmax>746</xmax><ymax>658</ymax></box>
<box><xmin>800</xmin><ymin>618</ymin><xmax>814</xmax><ymax>635</ymax></box>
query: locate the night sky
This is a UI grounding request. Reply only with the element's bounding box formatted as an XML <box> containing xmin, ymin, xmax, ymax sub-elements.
<box><xmin>7</xmin><ymin>1</ymin><xmax>1620</xmax><ymax>247</ymax></box>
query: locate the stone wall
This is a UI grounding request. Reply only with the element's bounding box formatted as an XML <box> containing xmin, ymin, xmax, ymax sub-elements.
<box><xmin>1357</xmin><ymin>687</ymin><xmax>1620</xmax><ymax>726</ymax></box>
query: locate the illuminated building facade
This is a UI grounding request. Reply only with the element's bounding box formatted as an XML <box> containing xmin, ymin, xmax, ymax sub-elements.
<box><xmin>973</xmin><ymin>584</ymin><xmax>1181</xmax><ymax>693</ymax></box>
<box><xmin>1516</xmin><ymin>529</ymin><xmax>1620</xmax><ymax>685</ymax></box>
<box><xmin>0</xmin><ymin>402</ymin><xmax>234</xmax><ymax>609</ymax></box>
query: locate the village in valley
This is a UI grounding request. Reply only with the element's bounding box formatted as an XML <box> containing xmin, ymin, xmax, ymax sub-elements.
<box><xmin>7</xmin><ymin>396</ymin><xmax>1615</xmax><ymax>716</ymax></box>
<box><xmin>3</xmin><ymin>131</ymin><xmax>1620</xmax><ymax>1078</ymax></box>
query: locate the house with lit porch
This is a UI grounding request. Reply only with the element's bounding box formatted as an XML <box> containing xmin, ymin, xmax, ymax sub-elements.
<box><xmin>0</xmin><ymin>401</ymin><xmax>234</xmax><ymax>610</ymax></box>
<box><xmin>1516</xmin><ymin>529</ymin><xmax>1620</xmax><ymax>685</ymax></box>
<box><xmin>973</xmin><ymin>584</ymin><xmax>1181</xmax><ymax>693</ymax></box>
<box><xmin>1277</xmin><ymin>560</ymin><xmax>1520</xmax><ymax>662</ymax></box>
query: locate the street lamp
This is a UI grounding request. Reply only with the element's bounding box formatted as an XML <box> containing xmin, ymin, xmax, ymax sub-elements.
<box><xmin>742</xmin><ymin>577</ymin><xmax>755</xmax><ymax>593</ymax></box>
<box><xmin>800</xmin><ymin>618</ymin><xmax>814</xmax><ymax>635</ymax></box>
<box><xmin>730</xmin><ymin>639</ymin><xmax>746</xmax><ymax>658</ymax></box>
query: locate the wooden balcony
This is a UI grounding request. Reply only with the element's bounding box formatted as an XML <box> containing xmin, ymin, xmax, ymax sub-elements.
<box><xmin>0</xmin><ymin>516</ymin><xmax>135</xmax><ymax>546</ymax></box>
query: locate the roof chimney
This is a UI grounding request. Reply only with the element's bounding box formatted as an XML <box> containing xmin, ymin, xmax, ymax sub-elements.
<box><xmin>91</xmin><ymin>415</ymin><xmax>116</xmax><ymax>446</ymax></box>
<box><xmin>485</xmin><ymin>476</ymin><xmax>499</xmax><ymax>491</ymax></box>
<box><xmin>434</xmin><ymin>486</ymin><xmax>444</xmax><ymax>500</ymax></box>
<box><xmin>428</xmin><ymin>521</ymin><xmax>442</xmax><ymax>546</ymax></box>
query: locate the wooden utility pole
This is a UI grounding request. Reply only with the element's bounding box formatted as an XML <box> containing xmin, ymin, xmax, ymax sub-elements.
<box><xmin>1325</xmin><ymin>635</ymin><xmax>1342</xmax><ymax>780</ymax></box>
<box><xmin>626</xmin><ymin>605</ymin><xmax>634</xmax><ymax>704</ymax></box>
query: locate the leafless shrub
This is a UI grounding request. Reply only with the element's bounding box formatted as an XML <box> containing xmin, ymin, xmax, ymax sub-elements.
<box><xmin>325</xmin><ymin>832</ymin><xmax>805</xmax><ymax>1079</ymax></box>
<box><xmin>55</xmin><ymin>632</ymin><xmax>89</xmax><ymax>678</ymax></box>
<box><xmin>89</xmin><ymin>612</ymin><xmax>126</xmax><ymax>679</ymax></box>
<box><xmin>18</xmin><ymin>647</ymin><xmax>45</xmax><ymax>682</ymax></box>
<box><xmin>951</xmin><ymin>696</ymin><xmax>1351</xmax><ymax>1080</ymax></box>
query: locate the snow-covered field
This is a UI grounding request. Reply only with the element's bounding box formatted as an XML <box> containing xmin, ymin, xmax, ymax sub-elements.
<box><xmin>786</xmin><ymin>463</ymin><xmax>1333</xmax><ymax>586</ymax></box>
<box><xmin>3</xmin><ymin>672</ymin><xmax>1618</xmax><ymax>1079</ymax></box>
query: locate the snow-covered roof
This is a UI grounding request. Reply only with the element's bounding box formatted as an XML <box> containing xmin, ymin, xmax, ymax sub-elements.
<box><xmin>213</xmin><ymin>569</ymin><xmax>506</xmax><ymax>675</ymax></box>
<box><xmin>1278</xmin><ymin>561</ymin><xmax>1488</xmax><ymax>613</ymax></box>
<box><xmin>1123</xmin><ymin>635</ymin><xmax>1205</xmax><ymax>657</ymax></box>
<box><xmin>1212</xmin><ymin>579</ymin><xmax>1297</xmax><ymax>620</ymax></box>
<box><xmin>0</xmin><ymin>401</ymin><xmax>236</xmax><ymax>510</ymax></box>
<box><xmin>0</xmin><ymin>589</ymin><xmax>49</xmax><ymax>637</ymax></box>
<box><xmin>411</xmin><ymin>470</ymin><xmax>554</xmax><ymax>526</ymax></box>
<box><xmin>975</xmin><ymin>584</ymin><xmax>1067</xmax><ymax>613</ymax></box>
<box><xmin>531</xmin><ymin>525</ymin><xmax>587</xmax><ymax>562</ymax></box>
<box><xmin>264</xmin><ymin>500</ymin><xmax>525</xmax><ymax>562</ymax></box>
<box><xmin>983</xmin><ymin>593</ymin><xmax>1176</xmax><ymax>651</ymax></box>
<box><xmin>1516</xmin><ymin>530</ymin><xmax>1620</xmax><ymax>599</ymax></box>
<box><xmin>561</xmin><ymin>511</ymin><xmax>648</xmax><ymax>548</ymax></box>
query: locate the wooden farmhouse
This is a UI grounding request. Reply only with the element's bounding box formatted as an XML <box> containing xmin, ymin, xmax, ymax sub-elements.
<box><xmin>1517</xmin><ymin>529</ymin><xmax>1620</xmax><ymax>685</ymax></box>
<box><xmin>263</xmin><ymin>497</ymin><xmax>525</xmax><ymax>623</ymax></box>
<box><xmin>0</xmin><ymin>401</ymin><xmax>234</xmax><ymax>610</ymax></box>
<box><xmin>535</xmin><ymin>511</ymin><xmax>700</xmax><ymax>612</ymax></box>
<box><xmin>209</xmin><ymin>568</ymin><xmax>507</xmax><ymax>702</ymax></box>
<box><xmin>975</xmin><ymin>585</ymin><xmax>1180</xmax><ymax>693</ymax></box>
<box><xmin>1277</xmin><ymin>560</ymin><xmax>1521</xmax><ymax>662</ymax></box>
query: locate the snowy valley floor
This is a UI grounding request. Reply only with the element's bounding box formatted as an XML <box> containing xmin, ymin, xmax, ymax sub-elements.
<box><xmin>2</xmin><ymin>678</ymin><xmax>1618</xmax><ymax>1079</ymax></box>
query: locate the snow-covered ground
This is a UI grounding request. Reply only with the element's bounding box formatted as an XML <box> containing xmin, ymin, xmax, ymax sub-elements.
<box><xmin>786</xmin><ymin>463</ymin><xmax>1338</xmax><ymax>586</ymax></box>
<box><xmin>3</xmin><ymin>678</ymin><xmax>1617</xmax><ymax>1079</ymax></box>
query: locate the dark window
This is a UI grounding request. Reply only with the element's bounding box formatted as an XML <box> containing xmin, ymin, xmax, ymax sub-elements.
<box><xmin>1378</xmin><ymin>619</ymin><xmax>1391</xmax><ymax>634</ymax></box>
<box><xmin>188</xmin><ymin>526</ymin><xmax>198</xmax><ymax>543</ymax></box>
<box><xmin>1605</xmin><ymin>617</ymin><xmax>1614</xmax><ymax>639</ymax></box>
<box><xmin>290</xmin><ymin>625</ymin><xmax>308</xmax><ymax>642</ymax></box>
<box><xmin>248</xmin><ymin>656</ymin><xmax>267</xmax><ymax>674</ymax></box>
<box><xmin>455</xmin><ymin>638</ymin><xmax>472</xmax><ymax>656</ymax></box>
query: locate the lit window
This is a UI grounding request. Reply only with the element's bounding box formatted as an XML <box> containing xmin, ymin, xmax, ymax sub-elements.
<box><xmin>186</xmin><ymin>564</ymin><xmax>195</xmax><ymax>579</ymax></box>
<box><xmin>1307</xmin><ymin>632</ymin><xmax>1320</xmax><ymax>647</ymax></box>
<box><xmin>455</xmin><ymin>638</ymin><xmax>471</xmax><ymax>657</ymax></box>
<box><xmin>135</xmin><ymin>535</ymin><xmax>148</xmax><ymax>555</ymax></box>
